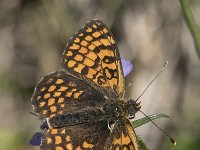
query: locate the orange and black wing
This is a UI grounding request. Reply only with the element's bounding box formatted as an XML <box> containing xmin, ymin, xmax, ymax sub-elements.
<box><xmin>41</xmin><ymin>121</ymin><xmax>110</xmax><ymax>150</ymax></box>
<box><xmin>62</xmin><ymin>19</ymin><xmax>125</xmax><ymax>100</ymax></box>
<box><xmin>105</xmin><ymin>118</ymin><xmax>139</xmax><ymax>150</ymax></box>
<box><xmin>31</xmin><ymin>70</ymin><xmax>107</xmax><ymax>119</ymax></box>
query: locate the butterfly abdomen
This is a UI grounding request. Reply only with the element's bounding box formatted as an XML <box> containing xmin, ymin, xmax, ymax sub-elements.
<box><xmin>48</xmin><ymin>100</ymin><xmax>140</xmax><ymax>129</ymax></box>
<box><xmin>48</xmin><ymin>109</ymin><xmax>103</xmax><ymax>128</ymax></box>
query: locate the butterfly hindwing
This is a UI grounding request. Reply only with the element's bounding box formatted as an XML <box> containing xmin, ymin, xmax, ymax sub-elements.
<box><xmin>62</xmin><ymin>19</ymin><xmax>125</xmax><ymax>100</ymax></box>
<box><xmin>41</xmin><ymin>121</ymin><xmax>110</xmax><ymax>150</ymax></box>
<box><xmin>40</xmin><ymin>118</ymin><xmax>139</xmax><ymax>150</ymax></box>
<box><xmin>31</xmin><ymin>70</ymin><xmax>107</xmax><ymax>119</ymax></box>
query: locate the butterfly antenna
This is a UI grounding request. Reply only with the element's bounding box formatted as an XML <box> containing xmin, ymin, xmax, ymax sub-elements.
<box><xmin>139</xmin><ymin>110</ymin><xmax>176</xmax><ymax>145</ymax></box>
<box><xmin>30</xmin><ymin>112</ymin><xmax>38</xmax><ymax>117</ymax></box>
<box><xmin>135</xmin><ymin>61</ymin><xmax>168</xmax><ymax>102</ymax></box>
<box><xmin>30</xmin><ymin>112</ymin><xmax>44</xmax><ymax>121</ymax></box>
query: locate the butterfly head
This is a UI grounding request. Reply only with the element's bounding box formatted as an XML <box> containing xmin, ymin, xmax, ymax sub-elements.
<box><xmin>125</xmin><ymin>99</ymin><xmax>141</xmax><ymax>118</ymax></box>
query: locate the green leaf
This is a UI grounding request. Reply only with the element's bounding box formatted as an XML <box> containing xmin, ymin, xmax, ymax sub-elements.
<box><xmin>180</xmin><ymin>0</ymin><xmax>200</xmax><ymax>59</ymax></box>
<box><xmin>132</xmin><ymin>114</ymin><xmax>169</xmax><ymax>128</ymax></box>
<box><xmin>138</xmin><ymin>137</ymin><xmax>149</xmax><ymax>150</ymax></box>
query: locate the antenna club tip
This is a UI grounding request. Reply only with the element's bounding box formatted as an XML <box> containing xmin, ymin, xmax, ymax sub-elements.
<box><xmin>169</xmin><ymin>137</ymin><xmax>176</xmax><ymax>146</ymax></box>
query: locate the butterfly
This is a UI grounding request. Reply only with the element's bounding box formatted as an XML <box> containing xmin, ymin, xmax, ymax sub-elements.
<box><xmin>30</xmin><ymin>19</ymin><xmax>141</xmax><ymax>150</ymax></box>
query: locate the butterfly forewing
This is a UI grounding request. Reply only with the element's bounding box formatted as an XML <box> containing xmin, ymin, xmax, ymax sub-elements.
<box><xmin>31</xmin><ymin>70</ymin><xmax>107</xmax><ymax>119</ymax></box>
<box><xmin>62</xmin><ymin>19</ymin><xmax>125</xmax><ymax>100</ymax></box>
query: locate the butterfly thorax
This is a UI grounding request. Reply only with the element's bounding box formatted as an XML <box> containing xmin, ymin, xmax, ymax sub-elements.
<box><xmin>47</xmin><ymin>99</ymin><xmax>141</xmax><ymax>128</ymax></box>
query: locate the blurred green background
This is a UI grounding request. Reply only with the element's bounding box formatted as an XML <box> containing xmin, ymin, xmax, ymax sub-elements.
<box><xmin>0</xmin><ymin>0</ymin><xmax>200</xmax><ymax>150</ymax></box>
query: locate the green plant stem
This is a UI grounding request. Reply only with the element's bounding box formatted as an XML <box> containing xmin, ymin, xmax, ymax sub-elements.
<box><xmin>180</xmin><ymin>0</ymin><xmax>200</xmax><ymax>58</ymax></box>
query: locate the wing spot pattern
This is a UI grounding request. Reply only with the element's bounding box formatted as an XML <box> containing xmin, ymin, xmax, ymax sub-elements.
<box><xmin>54</xmin><ymin>92</ymin><xmax>62</xmax><ymax>97</ymax></box>
<box><xmin>71</xmin><ymin>88</ymin><xmax>78</xmax><ymax>92</ymax></box>
<box><xmin>69</xmin><ymin>44</ymin><xmax>80</xmax><ymax>50</ymax></box>
<box><xmin>99</xmin><ymin>49</ymin><xmax>114</xmax><ymax>60</ymax></box>
<box><xmin>74</xmin><ymin>54</ymin><xmax>84</xmax><ymax>62</ymax></box>
<box><xmin>66</xmin><ymin>143</ymin><xmax>73</xmax><ymax>149</ymax></box>
<box><xmin>51</xmin><ymin>129</ymin><xmax>58</xmax><ymax>134</ymax></box>
<box><xmin>88</xmin><ymin>68</ymin><xmax>97</xmax><ymax>77</ymax></box>
<box><xmin>47</xmin><ymin>78</ymin><xmax>53</xmax><ymax>84</ymax></box>
<box><xmin>92</xmin><ymin>24</ymin><xmax>97</xmax><ymax>28</ymax></box>
<box><xmin>39</xmin><ymin>101</ymin><xmax>46</xmax><ymax>107</ymax></box>
<box><xmin>40</xmin><ymin>87</ymin><xmax>46</xmax><ymax>92</ymax></box>
<box><xmin>55</xmin><ymin>79</ymin><xmax>64</xmax><ymax>84</ymax></box>
<box><xmin>113</xmin><ymin>132</ymin><xmax>131</xmax><ymax>146</ymax></box>
<box><xmin>73</xmin><ymin>64</ymin><xmax>85</xmax><ymax>74</ymax></box>
<box><xmin>60</xmin><ymin>104</ymin><xmax>65</xmax><ymax>108</ymax></box>
<box><xmin>68</xmin><ymin>81</ymin><xmax>76</xmax><ymax>87</ymax></box>
<box><xmin>92</xmin><ymin>40</ymin><xmax>102</xmax><ymax>46</ymax></box>
<box><xmin>85</xmin><ymin>69</ymin><xmax>96</xmax><ymax>79</ymax></box>
<box><xmin>92</xmin><ymin>31</ymin><xmax>101</xmax><ymax>38</ymax></box>
<box><xmin>86</xmin><ymin>27</ymin><xmax>93</xmax><ymax>32</ymax></box>
<box><xmin>42</xmin><ymin>110</ymin><xmax>47</xmax><ymax>115</ymax></box>
<box><xmin>73</xmin><ymin>91</ymin><xmax>84</xmax><ymax>99</ymax></box>
<box><xmin>88</xmin><ymin>44</ymin><xmax>95</xmax><ymax>50</ymax></box>
<box><xmin>82</xmin><ymin>141</ymin><xmax>94</xmax><ymax>148</ymax></box>
<box><xmin>97</xmin><ymin>76</ymin><xmax>106</xmax><ymax>85</ymax></box>
<box><xmin>55</xmin><ymin>136</ymin><xmax>62</xmax><ymax>145</ymax></box>
<box><xmin>85</xmin><ymin>35</ymin><xmax>93</xmax><ymax>41</ymax></box>
<box><xmin>83</xmin><ymin>58</ymin><xmax>95</xmax><ymax>67</ymax></box>
<box><xmin>79</xmin><ymin>47</ymin><xmax>88</xmax><ymax>54</ymax></box>
<box><xmin>48</xmin><ymin>98</ymin><xmax>55</xmax><ymax>106</ymax></box>
<box><xmin>58</xmin><ymin>97</ymin><xmax>64</xmax><ymax>103</ymax></box>
<box><xmin>103</xmin><ymin>28</ymin><xmax>108</xmax><ymax>33</ymax></box>
<box><xmin>80</xmin><ymin>40</ymin><xmax>88</xmax><ymax>47</ymax></box>
<box><xmin>100</xmin><ymin>38</ymin><xmax>111</xmax><ymax>46</ymax></box>
<box><xmin>75</xmin><ymin>146</ymin><xmax>82</xmax><ymax>150</ymax></box>
<box><xmin>56</xmin><ymin>146</ymin><xmax>64</xmax><ymax>150</ymax></box>
<box><xmin>68</xmin><ymin>60</ymin><xmax>77</xmax><ymax>68</ymax></box>
<box><xmin>57</xmin><ymin>86</ymin><xmax>68</xmax><ymax>92</ymax></box>
<box><xmin>61</xmin><ymin>129</ymin><xmax>65</xmax><ymax>134</ymax></box>
<box><xmin>65</xmin><ymin>135</ymin><xmax>71</xmax><ymax>142</ymax></box>
<box><xmin>50</xmin><ymin>114</ymin><xmax>56</xmax><ymax>118</ymax></box>
<box><xmin>108</xmin><ymin>36</ymin><xmax>115</xmax><ymax>44</ymax></box>
<box><xmin>48</xmin><ymin>85</ymin><xmax>56</xmax><ymax>92</ymax></box>
<box><xmin>44</xmin><ymin>93</ymin><xmax>51</xmax><ymax>99</ymax></box>
<box><xmin>74</xmin><ymin>38</ymin><xmax>80</xmax><ymax>43</ymax></box>
<box><xmin>105</xmin><ymin>69</ymin><xmax>112</xmax><ymax>79</ymax></box>
<box><xmin>66</xmin><ymin>92</ymin><xmax>72</xmax><ymax>97</ymax></box>
<box><xmin>47</xmin><ymin>137</ymin><xmax>52</xmax><ymax>144</ymax></box>
<box><xmin>85</xmin><ymin>51</ymin><xmax>97</xmax><ymax>61</ymax></box>
<box><xmin>79</xmin><ymin>33</ymin><xmax>84</xmax><ymax>37</ymax></box>
<box><xmin>36</xmin><ymin>96</ymin><xmax>41</xmax><ymax>100</ymax></box>
<box><xmin>66</xmin><ymin>51</ymin><xmax>73</xmax><ymax>57</ymax></box>
<box><xmin>50</xmin><ymin>106</ymin><xmax>57</xmax><ymax>113</ymax></box>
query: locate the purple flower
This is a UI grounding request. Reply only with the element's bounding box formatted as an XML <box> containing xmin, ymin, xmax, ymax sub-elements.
<box><xmin>29</xmin><ymin>122</ymin><xmax>48</xmax><ymax>146</ymax></box>
<box><xmin>29</xmin><ymin>132</ymin><xmax>42</xmax><ymax>146</ymax></box>
<box><xmin>121</xmin><ymin>59</ymin><xmax>133</xmax><ymax>77</ymax></box>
